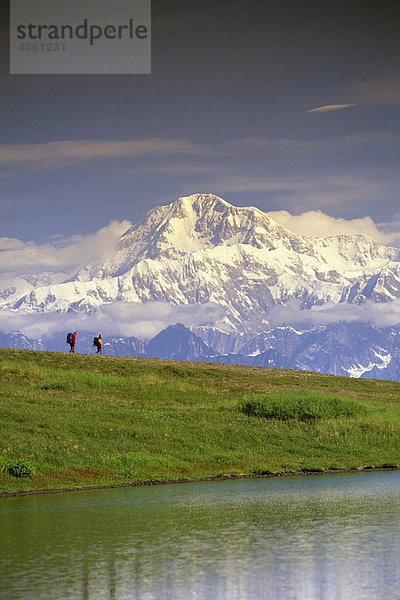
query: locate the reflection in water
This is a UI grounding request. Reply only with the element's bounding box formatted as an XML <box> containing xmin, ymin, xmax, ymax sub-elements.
<box><xmin>1</xmin><ymin>471</ymin><xmax>400</xmax><ymax>599</ymax></box>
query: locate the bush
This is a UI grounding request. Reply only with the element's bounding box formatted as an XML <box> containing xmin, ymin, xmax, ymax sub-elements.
<box><xmin>7</xmin><ymin>459</ymin><xmax>37</xmax><ymax>478</ymax></box>
<box><xmin>240</xmin><ymin>390</ymin><xmax>363</xmax><ymax>422</ymax></box>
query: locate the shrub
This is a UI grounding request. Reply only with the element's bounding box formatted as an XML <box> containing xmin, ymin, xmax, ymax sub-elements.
<box><xmin>240</xmin><ymin>390</ymin><xmax>363</xmax><ymax>422</ymax></box>
<box><xmin>7</xmin><ymin>459</ymin><xmax>37</xmax><ymax>478</ymax></box>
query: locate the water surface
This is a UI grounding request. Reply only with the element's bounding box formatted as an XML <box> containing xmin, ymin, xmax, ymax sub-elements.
<box><xmin>1</xmin><ymin>471</ymin><xmax>400</xmax><ymax>599</ymax></box>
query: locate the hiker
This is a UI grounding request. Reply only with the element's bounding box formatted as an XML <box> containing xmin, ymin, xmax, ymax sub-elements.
<box><xmin>93</xmin><ymin>334</ymin><xmax>103</xmax><ymax>355</ymax></box>
<box><xmin>66</xmin><ymin>331</ymin><xmax>77</xmax><ymax>353</ymax></box>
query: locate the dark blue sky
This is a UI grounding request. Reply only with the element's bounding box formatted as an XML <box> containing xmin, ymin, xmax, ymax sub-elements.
<box><xmin>1</xmin><ymin>0</ymin><xmax>399</xmax><ymax>242</ymax></box>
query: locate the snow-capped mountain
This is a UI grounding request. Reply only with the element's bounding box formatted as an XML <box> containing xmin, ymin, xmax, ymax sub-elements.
<box><xmin>3</xmin><ymin>193</ymin><xmax>400</xmax><ymax>334</ymax></box>
<box><xmin>2</xmin><ymin>193</ymin><xmax>400</xmax><ymax>380</ymax></box>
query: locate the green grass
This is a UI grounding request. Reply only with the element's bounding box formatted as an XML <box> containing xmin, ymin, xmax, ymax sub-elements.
<box><xmin>240</xmin><ymin>391</ymin><xmax>365</xmax><ymax>421</ymax></box>
<box><xmin>0</xmin><ymin>348</ymin><xmax>399</xmax><ymax>494</ymax></box>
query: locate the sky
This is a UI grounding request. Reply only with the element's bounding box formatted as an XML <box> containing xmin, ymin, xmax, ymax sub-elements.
<box><xmin>0</xmin><ymin>0</ymin><xmax>400</xmax><ymax>272</ymax></box>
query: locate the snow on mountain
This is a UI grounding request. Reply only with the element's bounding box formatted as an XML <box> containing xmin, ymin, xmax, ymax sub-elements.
<box><xmin>0</xmin><ymin>331</ymin><xmax>46</xmax><ymax>351</ymax></box>
<box><xmin>2</xmin><ymin>193</ymin><xmax>400</xmax><ymax>335</ymax></box>
<box><xmin>194</xmin><ymin>322</ymin><xmax>400</xmax><ymax>380</ymax></box>
<box><xmin>343</xmin><ymin>350</ymin><xmax>392</xmax><ymax>378</ymax></box>
<box><xmin>77</xmin><ymin>193</ymin><xmax>398</xmax><ymax>277</ymax></box>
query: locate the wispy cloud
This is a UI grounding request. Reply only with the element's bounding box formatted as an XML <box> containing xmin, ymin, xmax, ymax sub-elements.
<box><xmin>0</xmin><ymin>138</ymin><xmax>209</xmax><ymax>170</ymax></box>
<box><xmin>1</xmin><ymin>130</ymin><xmax>396</xmax><ymax>173</ymax></box>
<box><xmin>223</xmin><ymin>131</ymin><xmax>394</xmax><ymax>153</ymax></box>
<box><xmin>184</xmin><ymin>172</ymin><xmax>395</xmax><ymax>215</ymax></box>
<box><xmin>306</xmin><ymin>104</ymin><xmax>356</xmax><ymax>113</ymax></box>
<box><xmin>347</xmin><ymin>78</ymin><xmax>400</xmax><ymax>107</ymax></box>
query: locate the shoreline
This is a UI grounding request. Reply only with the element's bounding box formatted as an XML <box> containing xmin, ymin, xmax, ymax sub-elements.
<box><xmin>2</xmin><ymin>466</ymin><xmax>399</xmax><ymax>499</ymax></box>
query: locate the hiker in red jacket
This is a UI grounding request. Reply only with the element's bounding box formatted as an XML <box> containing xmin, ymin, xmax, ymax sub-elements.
<box><xmin>67</xmin><ymin>331</ymin><xmax>77</xmax><ymax>353</ymax></box>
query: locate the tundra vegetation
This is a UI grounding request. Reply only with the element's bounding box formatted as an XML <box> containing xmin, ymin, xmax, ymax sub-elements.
<box><xmin>0</xmin><ymin>349</ymin><xmax>399</xmax><ymax>494</ymax></box>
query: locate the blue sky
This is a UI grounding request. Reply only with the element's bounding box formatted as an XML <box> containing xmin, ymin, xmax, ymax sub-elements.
<box><xmin>1</xmin><ymin>0</ymin><xmax>399</xmax><ymax>247</ymax></box>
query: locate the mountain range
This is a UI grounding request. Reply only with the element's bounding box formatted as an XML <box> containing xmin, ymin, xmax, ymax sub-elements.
<box><xmin>2</xmin><ymin>193</ymin><xmax>400</xmax><ymax>380</ymax></box>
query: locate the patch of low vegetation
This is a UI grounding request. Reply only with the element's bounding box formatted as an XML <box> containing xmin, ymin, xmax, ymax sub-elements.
<box><xmin>6</xmin><ymin>459</ymin><xmax>36</xmax><ymax>478</ymax></box>
<box><xmin>0</xmin><ymin>348</ymin><xmax>399</xmax><ymax>494</ymax></box>
<box><xmin>240</xmin><ymin>390</ymin><xmax>365</xmax><ymax>422</ymax></box>
<box><xmin>38</xmin><ymin>381</ymin><xmax>72</xmax><ymax>392</ymax></box>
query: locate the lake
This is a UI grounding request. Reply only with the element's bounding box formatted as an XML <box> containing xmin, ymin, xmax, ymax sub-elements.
<box><xmin>1</xmin><ymin>471</ymin><xmax>400</xmax><ymax>599</ymax></box>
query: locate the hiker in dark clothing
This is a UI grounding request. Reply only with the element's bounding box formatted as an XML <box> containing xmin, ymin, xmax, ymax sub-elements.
<box><xmin>67</xmin><ymin>331</ymin><xmax>77</xmax><ymax>353</ymax></box>
<box><xmin>93</xmin><ymin>334</ymin><xmax>103</xmax><ymax>355</ymax></box>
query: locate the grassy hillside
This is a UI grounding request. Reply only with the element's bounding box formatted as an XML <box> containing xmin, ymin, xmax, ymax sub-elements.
<box><xmin>1</xmin><ymin>348</ymin><xmax>399</xmax><ymax>494</ymax></box>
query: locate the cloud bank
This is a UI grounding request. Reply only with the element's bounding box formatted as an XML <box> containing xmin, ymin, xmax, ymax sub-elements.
<box><xmin>2</xmin><ymin>297</ymin><xmax>400</xmax><ymax>343</ymax></box>
<box><xmin>265</xmin><ymin>209</ymin><xmax>400</xmax><ymax>246</ymax></box>
<box><xmin>268</xmin><ymin>299</ymin><xmax>400</xmax><ymax>329</ymax></box>
<box><xmin>0</xmin><ymin>220</ymin><xmax>132</xmax><ymax>277</ymax></box>
<box><xmin>0</xmin><ymin>301</ymin><xmax>227</xmax><ymax>340</ymax></box>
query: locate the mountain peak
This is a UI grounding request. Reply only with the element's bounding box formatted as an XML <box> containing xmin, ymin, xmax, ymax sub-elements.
<box><xmin>78</xmin><ymin>193</ymin><xmax>367</xmax><ymax>280</ymax></box>
<box><xmin>176</xmin><ymin>193</ymin><xmax>232</xmax><ymax>210</ymax></box>
<box><xmin>104</xmin><ymin>193</ymin><xmax>291</xmax><ymax>270</ymax></box>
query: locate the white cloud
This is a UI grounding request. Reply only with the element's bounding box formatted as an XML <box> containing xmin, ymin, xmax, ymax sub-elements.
<box><xmin>0</xmin><ymin>301</ymin><xmax>227</xmax><ymax>340</ymax></box>
<box><xmin>268</xmin><ymin>299</ymin><xmax>400</xmax><ymax>329</ymax></box>
<box><xmin>89</xmin><ymin>302</ymin><xmax>227</xmax><ymax>339</ymax></box>
<box><xmin>265</xmin><ymin>209</ymin><xmax>400</xmax><ymax>246</ymax></box>
<box><xmin>305</xmin><ymin>104</ymin><xmax>356</xmax><ymax>113</ymax></box>
<box><xmin>0</xmin><ymin>220</ymin><xmax>132</xmax><ymax>277</ymax></box>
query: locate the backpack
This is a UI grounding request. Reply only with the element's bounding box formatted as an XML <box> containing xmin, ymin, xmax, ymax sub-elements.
<box><xmin>66</xmin><ymin>332</ymin><xmax>73</xmax><ymax>344</ymax></box>
<box><xmin>93</xmin><ymin>336</ymin><xmax>99</xmax><ymax>346</ymax></box>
